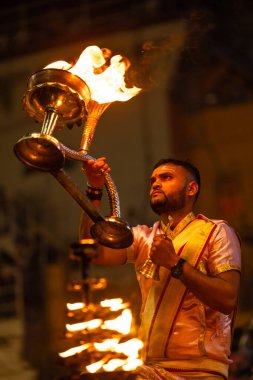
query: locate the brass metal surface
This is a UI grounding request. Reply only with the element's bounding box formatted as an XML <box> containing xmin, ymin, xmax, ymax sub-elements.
<box><xmin>137</xmin><ymin>258</ymin><xmax>160</xmax><ymax>281</ymax></box>
<box><xmin>90</xmin><ymin>216</ymin><xmax>134</xmax><ymax>249</ymax></box>
<box><xmin>23</xmin><ymin>68</ymin><xmax>91</xmax><ymax>127</ymax></box>
<box><xmin>14</xmin><ymin>132</ymin><xmax>65</xmax><ymax>171</ymax></box>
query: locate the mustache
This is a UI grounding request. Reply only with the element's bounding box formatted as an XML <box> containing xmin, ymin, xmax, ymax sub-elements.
<box><xmin>150</xmin><ymin>189</ymin><xmax>165</xmax><ymax>196</ymax></box>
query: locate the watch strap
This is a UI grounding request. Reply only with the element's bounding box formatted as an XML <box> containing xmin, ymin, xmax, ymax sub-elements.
<box><xmin>171</xmin><ymin>257</ymin><xmax>186</xmax><ymax>279</ymax></box>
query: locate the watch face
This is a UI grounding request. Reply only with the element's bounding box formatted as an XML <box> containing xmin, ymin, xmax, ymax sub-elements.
<box><xmin>171</xmin><ymin>266</ymin><xmax>181</xmax><ymax>278</ymax></box>
<box><xmin>171</xmin><ymin>258</ymin><xmax>185</xmax><ymax>278</ymax></box>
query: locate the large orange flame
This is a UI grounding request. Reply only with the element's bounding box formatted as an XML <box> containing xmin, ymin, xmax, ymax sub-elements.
<box><xmin>45</xmin><ymin>45</ymin><xmax>141</xmax><ymax>104</ymax></box>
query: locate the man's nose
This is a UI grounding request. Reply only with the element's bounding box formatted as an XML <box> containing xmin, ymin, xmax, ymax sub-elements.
<box><xmin>152</xmin><ymin>180</ymin><xmax>161</xmax><ymax>189</ymax></box>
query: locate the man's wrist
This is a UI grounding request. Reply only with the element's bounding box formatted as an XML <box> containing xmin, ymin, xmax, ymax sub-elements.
<box><xmin>171</xmin><ymin>258</ymin><xmax>186</xmax><ymax>279</ymax></box>
<box><xmin>86</xmin><ymin>184</ymin><xmax>103</xmax><ymax>201</ymax></box>
<box><xmin>87</xmin><ymin>182</ymin><xmax>104</xmax><ymax>191</ymax></box>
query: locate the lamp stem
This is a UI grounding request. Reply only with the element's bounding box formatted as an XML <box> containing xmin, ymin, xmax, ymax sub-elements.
<box><xmin>79</xmin><ymin>100</ymin><xmax>111</xmax><ymax>154</ymax></box>
<box><xmin>79</xmin><ymin>115</ymin><xmax>99</xmax><ymax>154</ymax></box>
<box><xmin>41</xmin><ymin>109</ymin><xmax>59</xmax><ymax>135</ymax></box>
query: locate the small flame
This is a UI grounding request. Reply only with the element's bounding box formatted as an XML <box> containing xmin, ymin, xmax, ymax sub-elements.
<box><xmin>123</xmin><ymin>358</ymin><xmax>143</xmax><ymax>371</ymax></box>
<box><xmin>102</xmin><ymin>309</ymin><xmax>132</xmax><ymax>334</ymax></box>
<box><xmin>100</xmin><ymin>298</ymin><xmax>129</xmax><ymax>311</ymax></box>
<box><xmin>45</xmin><ymin>45</ymin><xmax>141</xmax><ymax>104</ymax></box>
<box><xmin>114</xmin><ymin>338</ymin><xmax>143</xmax><ymax>357</ymax></box>
<box><xmin>59</xmin><ymin>343</ymin><xmax>90</xmax><ymax>358</ymax></box>
<box><xmin>103</xmin><ymin>358</ymin><xmax>126</xmax><ymax>372</ymax></box>
<box><xmin>66</xmin><ymin>318</ymin><xmax>102</xmax><ymax>332</ymax></box>
<box><xmin>94</xmin><ymin>337</ymin><xmax>143</xmax><ymax>357</ymax></box>
<box><xmin>86</xmin><ymin>358</ymin><xmax>107</xmax><ymax>373</ymax></box>
<box><xmin>94</xmin><ymin>338</ymin><xmax>120</xmax><ymax>351</ymax></box>
<box><xmin>67</xmin><ymin>302</ymin><xmax>85</xmax><ymax>311</ymax></box>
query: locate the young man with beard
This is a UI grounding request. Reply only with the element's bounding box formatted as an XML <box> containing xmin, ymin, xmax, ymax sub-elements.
<box><xmin>80</xmin><ymin>157</ymin><xmax>241</xmax><ymax>380</ymax></box>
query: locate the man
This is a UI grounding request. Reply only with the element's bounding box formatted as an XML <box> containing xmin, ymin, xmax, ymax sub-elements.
<box><xmin>80</xmin><ymin>157</ymin><xmax>241</xmax><ymax>380</ymax></box>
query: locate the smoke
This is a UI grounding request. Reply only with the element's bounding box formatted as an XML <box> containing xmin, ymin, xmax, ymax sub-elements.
<box><xmin>125</xmin><ymin>10</ymin><xmax>216</xmax><ymax>92</ymax></box>
<box><xmin>126</xmin><ymin>32</ymin><xmax>186</xmax><ymax>91</ymax></box>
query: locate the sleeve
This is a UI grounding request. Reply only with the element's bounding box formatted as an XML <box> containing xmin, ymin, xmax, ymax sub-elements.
<box><xmin>126</xmin><ymin>225</ymin><xmax>142</xmax><ymax>263</ymax></box>
<box><xmin>207</xmin><ymin>221</ymin><xmax>241</xmax><ymax>276</ymax></box>
<box><xmin>125</xmin><ymin>222</ymin><xmax>160</xmax><ymax>264</ymax></box>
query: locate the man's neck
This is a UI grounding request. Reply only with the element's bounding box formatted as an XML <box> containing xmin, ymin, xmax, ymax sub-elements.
<box><xmin>161</xmin><ymin>209</ymin><xmax>193</xmax><ymax>229</ymax></box>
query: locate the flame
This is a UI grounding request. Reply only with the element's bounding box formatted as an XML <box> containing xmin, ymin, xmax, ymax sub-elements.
<box><xmin>86</xmin><ymin>355</ymin><xmax>143</xmax><ymax>373</ymax></box>
<box><xmin>59</xmin><ymin>343</ymin><xmax>91</xmax><ymax>358</ymax></box>
<box><xmin>123</xmin><ymin>358</ymin><xmax>143</xmax><ymax>371</ymax></box>
<box><xmin>103</xmin><ymin>358</ymin><xmax>126</xmax><ymax>372</ymax></box>
<box><xmin>100</xmin><ymin>298</ymin><xmax>129</xmax><ymax>311</ymax></box>
<box><xmin>86</xmin><ymin>358</ymin><xmax>108</xmax><ymax>373</ymax></box>
<box><xmin>61</xmin><ymin>297</ymin><xmax>143</xmax><ymax>373</ymax></box>
<box><xmin>66</xmin><ymin>318</ymin><xmax>102</xmax><ymax>332</ymax></box>
<box><xmin>45</xmin><ymin>45</ymin><xmax>141</xmax><ymax>104</ymax></box>
<box><xmin>94</xmin><ymin>338</ymin><xmax>120</xmax><ymax>351</ymax></box>
<box><xmin>67</xmin><ymin>302</ymin><xmax>85</xmax><ymax>311</ymax></box>
<box><xmin>94</xmin><ymin>337</ymin><xmax>143</xmax><ymax>357</ymax></box>
<box><xmin>45</xmin><ymin>60</ymin><xmax>72</xmax><ymax>71</ymax></box>
<box><xmin>114</xmin><ymin>338</ymin><xmax>143</xmax><ymax>357</ymax></box>
<box><xmin>102</xmin><ymin>309</ymin><xmax>132</xmax><ymax>334</ymax></box>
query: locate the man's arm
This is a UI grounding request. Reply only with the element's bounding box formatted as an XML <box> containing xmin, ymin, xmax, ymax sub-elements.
<box><xmin>79</xmin><ymin>157</ymin><xmax>128</xmax><ymax>266</ymax></box>
<box><xmin>179</xmin><ymin>264</ymin><xmax>240</xmax><ymax>315</ymax></box>
<box><xmin>150</xmin><ymin>235</ymin><xmax>240</xmax><ymax>315</ymax></box>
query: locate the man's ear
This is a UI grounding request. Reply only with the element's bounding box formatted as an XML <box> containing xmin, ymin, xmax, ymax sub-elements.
<box><xmin>187</xmin><ymin>181</ymin><xmax>198</xmax><ymax>197</ymax></box>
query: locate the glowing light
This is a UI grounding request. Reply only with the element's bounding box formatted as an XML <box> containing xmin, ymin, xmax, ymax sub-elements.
<box><xmin>100</xmin><ymin>298</ymin><xmax>129</xmax><ymax>311</ymax></box>
<box><xmin>103</xmin><ymin>358</ymin><xmax>126</xmax><ymax>372</ymax></box>
<box><xmin>102</xmin><ymin>309</ymin><xmax>132</xmax><ymax>334</ymax></box>
<box><xmin>60</xmin><ymin>297</ymin><xmax>144</xmax><ymax>374</ymax></box>
<box><xmin>45</xmin><ymin>45</ymin><xmax>141</xmax><ymax>104</ymax></box>
<box><xmin>114</xmin><ymin>338</ymin><xmax>144</xmax><ymax>357</ymax></box>
<box><xmin>123</xmin><ymin>358</ymin><xmax>143</xmax><ymax>371</ymax></box>
<box><xmin>86</xmin><ymin>359</ymin><xmax>106</xmax><ymax>373</ymax></box>
<box><xmin>94</xmin><ymin>338</ymin><xmax>119</xmax><ymax>351</ymax></box>
<box><xmin>66</xmin><ymin>318</ymin><xmax>102</xmax><ymax>332</ymax></box>
<box><xmin>67</xmin><ymin>302</ymin><xmax>85</xmax><ymax>311</ymax></box>
<box><xmin>59</xmin><ymin>343</ymin><xmax>90</xmax><ymax>358</ymax></box>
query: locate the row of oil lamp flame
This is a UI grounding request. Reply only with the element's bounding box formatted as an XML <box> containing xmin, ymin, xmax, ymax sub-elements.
<box><xmin>59</xmin><ymin>298</ymin><xmax>143</xmax><ymax>374</ymax></box>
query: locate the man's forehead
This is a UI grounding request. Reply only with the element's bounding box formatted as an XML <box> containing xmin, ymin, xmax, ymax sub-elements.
<box><xmin>151</xmin><ymin>163</ymin><xmax>180</xmax><ymax>176</ymax></box>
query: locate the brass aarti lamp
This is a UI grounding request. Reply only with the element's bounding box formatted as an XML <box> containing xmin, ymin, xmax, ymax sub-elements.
<box><xmin>14</xmin><ymin>46</ymin><xmax>140</xmax><ymax>249</ymax></box>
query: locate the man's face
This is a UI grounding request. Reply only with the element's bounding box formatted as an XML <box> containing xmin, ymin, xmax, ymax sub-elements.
<box><xmin>149</xmin><ymin>163</ymin><xmax>192</xmax><ymax>215</ymax></box>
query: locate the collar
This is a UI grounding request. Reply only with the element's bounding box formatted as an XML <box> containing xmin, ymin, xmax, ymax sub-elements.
<box><xmin>160</xmin><ymin>212</ymin><xmax>195</xmax><ymax>240</ymax></box>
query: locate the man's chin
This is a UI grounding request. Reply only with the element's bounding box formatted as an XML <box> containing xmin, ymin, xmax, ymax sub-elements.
<box><xmin>150</xmin><ymin>200</ymin><xmax>166</xmax><ymax>215</ymax></box>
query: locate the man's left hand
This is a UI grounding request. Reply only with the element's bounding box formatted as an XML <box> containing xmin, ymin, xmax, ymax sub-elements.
<box><xmin>150</xmin><ymin>235</ymin><xmax>178</xmax><ymax>269</ymax></box>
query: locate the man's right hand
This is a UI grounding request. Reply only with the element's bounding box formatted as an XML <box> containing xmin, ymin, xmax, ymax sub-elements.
<box><xmin>80</xmin><ymin>156</ymin><xmax>128</xmax><ymax>266</ymax></box>
<box><xmin>82</xmin><ymin>157</ymin><xmax>111</xmax><ymax>188</ymax></box>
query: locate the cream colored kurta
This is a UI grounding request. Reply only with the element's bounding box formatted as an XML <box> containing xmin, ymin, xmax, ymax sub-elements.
<box><xmin>127</xmin><ymin>214</ymin><xmax>241</xmax><ymax>379</ymax></box>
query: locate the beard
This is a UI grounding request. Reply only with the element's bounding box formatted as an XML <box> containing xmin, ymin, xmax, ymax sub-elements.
<box><xmin>150</xmin><ymin>187</ymin><xmax>187</xmax><ymax>215</ymax></box>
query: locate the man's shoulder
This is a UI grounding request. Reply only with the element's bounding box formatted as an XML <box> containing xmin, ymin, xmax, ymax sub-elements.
<box><xmin>196</xmin><ymin>213</ymin><xmax>228</xmax><ymax>226</ymax></box>
<box><xmin>196</xmin><ymin>214</ymin><xmax>241</xmax><ymax>242</ymax></box>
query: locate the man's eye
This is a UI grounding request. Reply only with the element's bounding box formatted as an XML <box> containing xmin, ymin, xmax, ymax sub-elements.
<box><xmin>162</xmin><ymin>174</ymin><xmax>172</xmax><ymax>180</ymax></box>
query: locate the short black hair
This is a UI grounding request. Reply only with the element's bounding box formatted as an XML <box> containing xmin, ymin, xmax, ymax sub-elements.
<box><xmin>153</xmin><ymin>158</ymin><xmax>201</xmax><ymax>200</ymax></box>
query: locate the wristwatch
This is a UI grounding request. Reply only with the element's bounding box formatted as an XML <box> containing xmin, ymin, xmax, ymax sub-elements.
<box><xmin>171</xmin><ymin>258</ymin><xmax>186</xmax><ymax>279</ymax></box>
